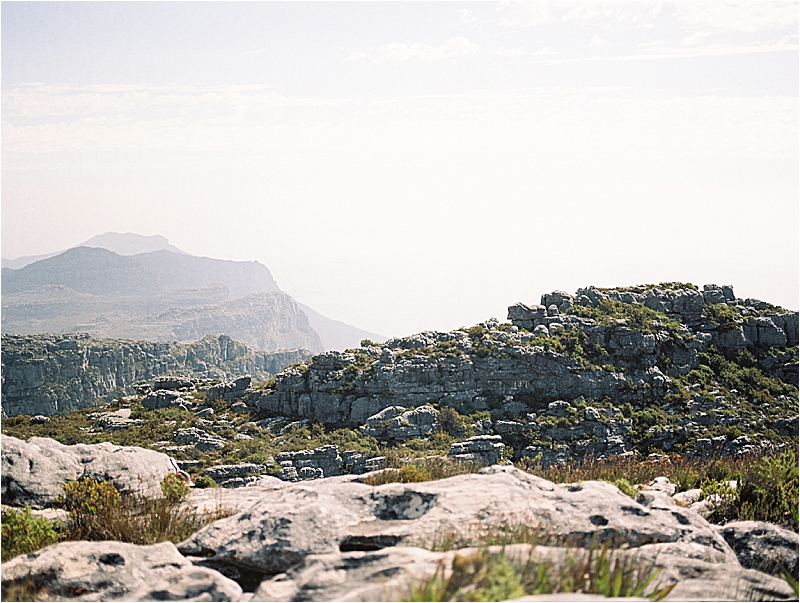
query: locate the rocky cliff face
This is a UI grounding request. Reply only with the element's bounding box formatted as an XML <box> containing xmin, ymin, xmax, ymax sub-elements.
<box><xmin>255</xmin><ymin>283</ymin><xmax>798</xmax><ymax>460</ymax></box>
<box><xmin>1</xmin><ymin>333</ymin><xmax>312</xmax><ymax>418</ymax></box>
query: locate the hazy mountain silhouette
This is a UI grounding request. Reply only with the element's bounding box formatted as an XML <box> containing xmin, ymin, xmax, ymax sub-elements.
<box><xmin>2</xmin><ymin>233</ymin><xmax>384</xmax><ymax>351</ymax></box>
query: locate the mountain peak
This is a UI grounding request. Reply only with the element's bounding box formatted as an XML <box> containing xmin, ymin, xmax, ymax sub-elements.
<box><xmin>78</xmin><ymin>232</ymin><xmax>187</xmax><ymax>256</ymax></box>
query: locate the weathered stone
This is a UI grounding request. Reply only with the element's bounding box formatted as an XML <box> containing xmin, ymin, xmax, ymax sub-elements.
<box><xmin>195</xmin><ymin>436</ymin><xmax>226</xmax><ymax>452</ymax></box>
<box><xmin>1</xmin><ymin>436</ymin><xmax>179</xmax><ymax>508</ymax></box>
<box><xmin>204</xmin><ymin>463</ymin><xmax>267</xmax><ymax>482</ymax></box>
<box><xmin>92</xmin><ymin>408</ymin><xmax>144</xmax><ymax>431</ymax></box>
<box><xmin>178</xmin><ymin>466</ymin><xmax>736</xmax><ymax>582</ymax></box>
<box><xmin>719</xmin><ymin>521</ymin><xmax>799</xmax><ymax>578</ymax></box>
<box><xmin>448</xmin><ymin>435</ymin><xmax>505</xmax><ymax>466</ymax></box>
<box><xmin>123</xmin><ymin>565</ymin><xmax>243</xmax><ymax>602</ymax></box>
<box><xmin>141</xmin><ymin>389</ymin><xmax>183</xmax><ymax>410</ymax></box>
<box><xmin>154</xmin><ymin>375</ymin><xmax>194</xmax><ymax>391</ymax></box>
<box><xmin>0</xmin><ymin>541</ymin><xmax>193</xmax><ymax>601</ymax></box>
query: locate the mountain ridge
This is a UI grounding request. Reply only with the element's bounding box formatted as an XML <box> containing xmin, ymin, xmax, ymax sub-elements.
<box><xmin>1</xmin><ymin>233</ymin><xmax>385</xmax><ymax>351</ymax></box>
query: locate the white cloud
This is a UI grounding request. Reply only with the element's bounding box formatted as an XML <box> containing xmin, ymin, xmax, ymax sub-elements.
<box><xmin>677</xmin><ymin>2</ymin><xmax>799</xmax><ymax>32</ymax></box>
<box><xmin>494</xmin><ymin>2</ymin><xmax>554</xmax><ymax>28</ymax></box>
<box><xmin>589</xmin><ymin>35</ymin><xmax>609</xmax><ymax>47</ymax></box>
<box><xmin>375</xmin><ymin>37</ymin><xmax>478</xmax><ymax>62</ymax></box>
<box><xmin>490</xmin><ymin>47</ymin><xmax>527</xmax><ymax>56</ymax></box>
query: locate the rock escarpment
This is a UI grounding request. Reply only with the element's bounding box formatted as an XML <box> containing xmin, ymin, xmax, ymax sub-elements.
<box><xmin>1</xmin><ymin>333</ymin><xmax>311</xmax><ymax>417</ymax></box>
<box><xmin>254</xmin><ymin>283</ymin><xmax>797</xmax><ymax>462</ymax></box>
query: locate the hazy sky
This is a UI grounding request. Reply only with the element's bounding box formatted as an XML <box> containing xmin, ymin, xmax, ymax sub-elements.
<box><xmin>2</xmin><ymin>1</ymin><xmax>798</xmax><ymax>337</ymax></box>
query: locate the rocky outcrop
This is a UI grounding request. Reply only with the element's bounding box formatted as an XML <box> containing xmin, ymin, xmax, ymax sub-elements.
<box><xmin>448</xmin><ymin>434</ymin><xmax>505</xmax><ymax>465</ymax></box>
<box><xmin>1</xmin><ymin>435</ymin><xmax>179</xmax><ymax>508</ymax></box>
<box><xmin>513</xmin><ymin>283</ymin><xmax>798</xmax><ymax>351</ymax></box>
<box><xmin>1</xmin><ymin>333</ymin><xmax>311</xmax><ymax>417</ymax></box>
<box><xmin>276</xmin><ymin>445</ymin><xmax>344</xmax><ymax>481</ymax></box>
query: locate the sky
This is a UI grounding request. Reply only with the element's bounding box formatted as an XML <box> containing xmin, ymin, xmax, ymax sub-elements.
<box><xmin>2</xmin><ymin>1</ymin><xmax>798</xmax><ymax>338</ymax></box>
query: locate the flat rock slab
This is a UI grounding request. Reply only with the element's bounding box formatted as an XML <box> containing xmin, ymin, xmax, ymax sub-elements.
<box><xmin>1</xmin><ymin>436</ymin><xmax>179</xmax><ymax>507</ymax></box>
<box><xmin>1</xmin><ymin>541</ymin><xmax>221</xmax><ymax>601</ymax></box>
<box><xmin>178</xmin><ymin>466</ymin><xmax>737</xmax><ymax>582</ymax></box>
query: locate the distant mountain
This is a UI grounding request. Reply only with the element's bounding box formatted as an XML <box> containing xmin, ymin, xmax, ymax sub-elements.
<box><xmin>80</xmin><ymin>232</ymin><xmax>186</xmax><ymax>256</ymax></box>
<box><xmin>1</xmin><ymin>284</ymin><xmax>324</xmax><ymax>353</ymax></box>
<box><xmin>1</xmin><ymin>236</ymin><xmax>384</xmax><ymax>351</ymax></box>
<box><xmin>2</xmin><ymin>247</ymin><xmax>279</xmax><ymax>299</ymax></box>
<box><xmin>2</xmin><ymin>232</ymin><xmax>185</xmax><ymax>269</ymax></box>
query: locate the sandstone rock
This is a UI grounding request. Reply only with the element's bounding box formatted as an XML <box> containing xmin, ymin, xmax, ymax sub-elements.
<box><xmin>0</xmin><ymin>541</ymin><xmax>193</xmax><ymax>601</ymax></box>
<box><xmin>195</xmin><ymin>436</ymin><xmax>227</xmax><ymax>452</ymax></box>
<box><xmin>643</xmin><ymin>476</ymin><xmax>677</xmax><ymax>497</ymax></box>
<box><xmin>206</xmin><ymin>375</ymin><xmax>252</xmax><ymax>402</ymax></box>
<box><xmin>174</xmin><ymin>427</ymin><xmax>208</xmax><ymax>444</ymax></box>
<box><xmin>154</xmin><ymin>375</ymin><xmax>194</xmax><ymax>391</ymax></box>
<box><xmin>2</xmin><ymin>436</ymin><xmax>178</xmax><ymax>508</ymax></box>
<box><xmin>178</xmin><ymin>466</ymin><xmax>736</xmax><ymax>584</ymax></box>
<box><xmin>123</xmin><ymin>566</ymin><xmax>243</xmax><ymax>602</ymax></box>
<box><xmin>448</xmin><ymin>435</ymin><xmax>505</xmax><ymax>466</ymax></box>
<box><xmin>141</xmin><ymin>389</ymin><xmax>183</xmax><ymax>410</ymax></box>
<box><xmin>718</xmin><ymin>521</ymin><xmax>799</xmax><ymax>578</ymax></box>
<box><xmin>92</xmin><ymin>408</ymin><xmax>144</xmax><ymax>431</ymax></box>
<box><xmin>204</xmin><ymin>463</ymin><xmax>267</xmax><ymax>483</ymax></box>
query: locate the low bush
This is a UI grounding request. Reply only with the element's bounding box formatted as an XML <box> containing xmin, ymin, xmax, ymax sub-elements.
<box><xmin>1</xmin><ymin>506</ymin><xmax>62</xmax><ymax>561</ymax></box>
<box><xmin>58</xmin><ymin>476</ymin><xmax>228</xmax><ymax>546</ymax></box>
<box><xmin>521</xmin><ymin>449</ymin><xmax>798</xmax><ymax>529</ymax></box>
<box><xmin>193</xmin><ymin>474</ymin><xmax>218</xmax><ymax>489</ymax></box>
<box><xmin>362</xmin><ymin>457</ymin><xmax>483</xmax><ymax>486</ymax></box>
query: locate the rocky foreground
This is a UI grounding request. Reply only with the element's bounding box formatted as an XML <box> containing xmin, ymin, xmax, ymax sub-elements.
<box><xmin>2</xmin><ymin>436</ymin><xmax>798</xmax><ymax>601</ymax></box>
<box><xmin>2</xmin><ymin>450</ymin><xmax>798</xmax><ymax>601</ymax></box>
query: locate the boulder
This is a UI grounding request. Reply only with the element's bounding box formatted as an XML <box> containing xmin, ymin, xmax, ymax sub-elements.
<box><xmin>153</xmin><ymin>375</ymin><xmax>194</xmax><ymax>391</ymax></box>
<box><xmin>719</xmin><ymin>521</ymin><xmax>799</xmax><ymax>578</ymax></box>
<box><xmin>1</xmin><ymin>436</ymin><xmax>178</xmax><ymax>508</ymax></box>
<box><xmin>123</xmin><ymin>565</ymin><xmax>242</xmax><ymax>601</ymax></box>
<box><xmin>91</xmin><ymin>408</ymin><xmax>144</xmax><ymax>432</ymax></box>
<box><xmin>141</xmin><ymin>389</ymin><xmax>183</xmax><ymax>410</ymax></box>
<box><xmin>0</xmin><ymin>541</ymin><xmax>196</xmax><ymax>601</ymax></box>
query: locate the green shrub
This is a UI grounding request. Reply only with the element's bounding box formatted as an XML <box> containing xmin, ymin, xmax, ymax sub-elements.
<box><xmin>193</xmin><ymin>475</ymin><xmax>218</xmax><ymax>489</ymax></box>
<box><xmin>60</xmin><ymin>478</ymin><xmax>122</xmax><ymax>540</ymax></box>
<box><xmin>362</xmin><ymin>457</ymin><xmax>483</xmax><ymax>486</ymax></box>
<box><xmin>59</xmin><ymin>477</ymin><xmax>229</xmax><ymax>545</ymax></box>
<box><xmin>1</xmin><ymin>506</ymin><xmax>62</xmax><ymax>561</ymax></box>
<box><xmin>161</xmin><ymin>473</ymin><xmax>191</xmax><ymax>503</ymax></box>
<box><xmin>438</xmin><ymin>407</ymin><xmax>464</xmax><ymax>437</ymax></box>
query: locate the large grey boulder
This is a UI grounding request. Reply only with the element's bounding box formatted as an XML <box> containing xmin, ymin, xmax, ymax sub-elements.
<box><xmin>2</xmin><ymin>540</ymin><xmax>242</xmax><ymax>601</ymax></box>
<box><xmin>178</xmin><ymin>466</ymin><xmax>736</xmax><ymax>584</ymax></box>
<box><xmin>719</xmin><ymin>521</ymin><xmax>799</xmax><ymax>578</ymax></box>
<box><xmin>1</xmin><ymin>435</ymin><xmax>178</xmax><ymax>507</ymax></box>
